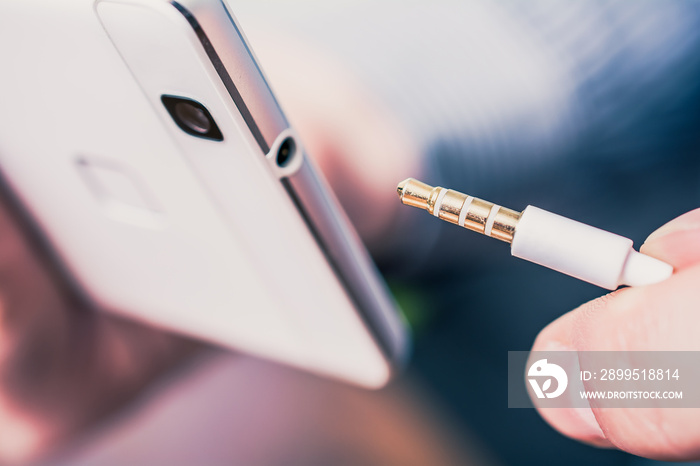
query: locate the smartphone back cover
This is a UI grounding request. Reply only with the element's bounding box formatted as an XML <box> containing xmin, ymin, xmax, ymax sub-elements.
<box><xmin>0</xmin><ymin>0</ymin><xmax>406</xmax><ymax>387</ymax></box>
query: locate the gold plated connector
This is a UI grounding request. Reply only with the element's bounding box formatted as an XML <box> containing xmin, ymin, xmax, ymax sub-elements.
<box><xmin>397</xmin><ymin>178</ymin><xmax>521</xmax><ymax>243</ymax></box>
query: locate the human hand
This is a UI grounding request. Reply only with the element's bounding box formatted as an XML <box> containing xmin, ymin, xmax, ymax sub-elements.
<box><xmin>0</xmin><ymin>197</ymin><xmax>198</xmax><ymax>463</ymax></box>
<box><xmin>531</xmin><ymin>208</ymin><xmax>700</xmax><ymax>460</ymax></box>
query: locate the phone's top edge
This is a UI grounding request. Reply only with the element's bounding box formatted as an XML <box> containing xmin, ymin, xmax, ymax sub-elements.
<box><xmin>172</xmin><ymin>0</ymin><xmax>410</xmax><ymax>368</ymax></box>
<box><xmin>168</xmin><ymin>0</ymin><xmax>289</xmax><ymax>154</ymax></box>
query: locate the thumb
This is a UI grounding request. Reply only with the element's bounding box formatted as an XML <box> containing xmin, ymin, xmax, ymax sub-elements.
<box><xmin>530</xmin><ymin>208</ymin><xmax>700</xmax><ymax>460</ymax></box>
<box><xmin>641</xmin><ymin>207</ymin><xmax>700</xmax><ymax>269</ymax></box>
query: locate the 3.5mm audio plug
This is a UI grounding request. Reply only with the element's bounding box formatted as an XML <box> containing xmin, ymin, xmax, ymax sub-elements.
<box><xmin>397</xmin><ymin>178</ymin><xmax>673</xmax><ymax>290</ymax></box>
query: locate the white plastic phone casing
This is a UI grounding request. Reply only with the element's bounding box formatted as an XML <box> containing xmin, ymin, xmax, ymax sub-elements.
<box><xmin>0</xmin><ymin>0</ymin><xmax>408</xmax><ymax>387</ymax></box>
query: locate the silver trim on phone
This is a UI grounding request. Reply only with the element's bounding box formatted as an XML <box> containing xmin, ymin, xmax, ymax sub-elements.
<box><xmin>171</xmin><ymin>0</ymin><xmax>409</xmax><ymax>367</ymax></box>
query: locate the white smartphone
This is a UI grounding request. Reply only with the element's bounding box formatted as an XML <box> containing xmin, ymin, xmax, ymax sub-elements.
<box><xmin>0</xmin><ymin>0</ymin><xmax>408</xmax><ymax>387</ymax></box>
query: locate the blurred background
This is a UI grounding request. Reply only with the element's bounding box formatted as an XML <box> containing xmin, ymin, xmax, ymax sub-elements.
<box><xmin>35</xmin><ymin>0</ymin><xmax>700</xmax><ymax>464</ymax></box>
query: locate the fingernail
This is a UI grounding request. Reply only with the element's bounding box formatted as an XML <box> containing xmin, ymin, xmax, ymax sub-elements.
<box><xmin>565</xmin><ymin>348</ymin><xmax>606</xmax><ymax>442</ymax></box>
<box><xmin>571</xmin><ymin>407</ymin><xmax>608</xmax><ymax>445</ymax></box>
<box><xmin>541</xmin><ymin>342</ymin><xmax>609</xmax><ymax>445</ymax></box>
<box><xmin>645</xmin><ymin>211</ymin><xmax>700</xmax><ymax>244</ymax></box>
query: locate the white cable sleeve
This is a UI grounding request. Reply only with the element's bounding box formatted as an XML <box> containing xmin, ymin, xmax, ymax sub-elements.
<box><xmin>510</xmin><ymin>206</ymin><xmax>673</xmax><ymax>290</ymax></box>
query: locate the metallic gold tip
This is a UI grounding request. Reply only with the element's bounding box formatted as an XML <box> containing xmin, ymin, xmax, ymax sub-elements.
<box><xmin>396</xmin><ymin>178</ymin><xmax>436</xmax><ymax>211</ymax></box>
<box><xmin>396</xmin><ymin>178</ymin><xmax>522</xmax><ymax>243</ymax></box>
<box><xmin>397</xmin><ymin>178</ymin><xmax>409</xmax><ymax>198</ymax></box>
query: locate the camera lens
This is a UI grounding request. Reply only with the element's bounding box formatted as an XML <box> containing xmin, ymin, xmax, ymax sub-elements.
<box><xmin>276</xmin><ymin>137</ymin><xmax>296</xmax><ymax>167</ymax></box>
<box><xmin>174</xmin><ymin>102</ymin><xmax>211</xmax><ymax>134</ymax></box>
<box><xmin>161</xmin><ymin>95</ymin><xmax>223</xmax><ymax>141</ymax></box>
